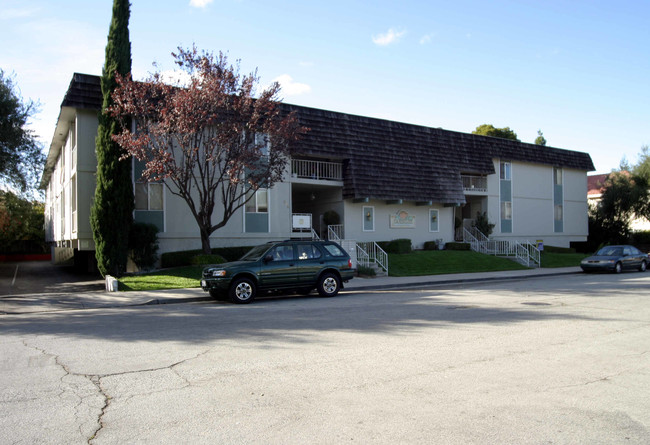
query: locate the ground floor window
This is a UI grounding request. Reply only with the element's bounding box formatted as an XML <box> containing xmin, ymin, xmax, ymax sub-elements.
<box><xmin>363</xmin><ymin>206</ymin><xmax>374</xmax><ymax>232</ymax></box>
<box><xmin>429</xmin><ymin>209</ymin><xmax>439</xmax><ymax>232</ymax></box>
<box><xmin>245</xmin><ymin>188</ymin><xmax>269</xmax><ymax>233</ymax></box>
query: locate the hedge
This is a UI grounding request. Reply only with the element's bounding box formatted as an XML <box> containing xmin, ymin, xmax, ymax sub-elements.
<box><xmin>378</xmin><ymin>239</ymin><xmax>412</xmax><ymax>254</ymax></box>
<box><xmin>161</xmin><ymin>246</ymin><xmax>254</xmax><ymax>268</ymax></box>
<box><xmin>444</xmin><ymin>242</ymin><xmax>470</xmax><ymax>251</ymax></box>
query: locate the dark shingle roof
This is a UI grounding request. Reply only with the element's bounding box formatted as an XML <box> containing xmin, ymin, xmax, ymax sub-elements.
<box><xmin>283</xmin><ymin>104</ymin><xmax>595</xmax><ymax>203</ymax></box>
<box><xmin>45</xmin><ymin>73</ymin><xmax>595</xmax><ymax>202</ymax></box>
<box><xmin>61</xmin><ymin>73</ymin><xmax>103</xmax><ymax>110</ymax></box>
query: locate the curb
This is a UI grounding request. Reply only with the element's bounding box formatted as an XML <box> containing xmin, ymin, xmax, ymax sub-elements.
<box><xmin>347</xmin><ymin>270</ymin><xmax>582</xmax><ymax>292</ymax></box>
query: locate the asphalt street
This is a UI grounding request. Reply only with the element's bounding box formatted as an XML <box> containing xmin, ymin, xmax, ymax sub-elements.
<box><xmin>1</xmin><ymin>272</ymin><xmax>649</xmax><ymax>444</ymax></box>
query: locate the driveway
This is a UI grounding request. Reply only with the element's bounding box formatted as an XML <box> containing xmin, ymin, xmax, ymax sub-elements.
<box><xmin>0</xmin><ymin>261</ymin><xmax>104</xmax><ymax>296</ymax></box>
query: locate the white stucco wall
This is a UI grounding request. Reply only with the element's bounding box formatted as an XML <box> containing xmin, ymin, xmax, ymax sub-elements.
<box><xmin>488</xmin><ymin>159</ymin><xmax>589</xmax><ymax>248</ymax></box>
<box><xmin>342</xmin><ymin>200</ymin><xmax>455</xmax><ymax>249</ymax></box>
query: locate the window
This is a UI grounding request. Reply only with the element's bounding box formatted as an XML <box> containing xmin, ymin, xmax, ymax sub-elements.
<box><xmin>501</xmin><ymin>201</ymin><xmax>512</xmax><ymax>220</ymax></box>
<box><xmin>269</xmin><ymin>244</ymin><xmax>294</xmax><ymax>261</ymax></box>
<box><xmin>297</xmin><ymin>244</ymin><xmax>322</xmax><ymax>260</ymax></box>
<box><xmin>245</xmin><ymin>188</ymin><xmax>268</xmax><ymax>213</ymax></box>
<box><xmin>245</xmin><ymin>188</ymin><xmax>269</xmax><ymax>233</ymax></box>
<box><xmin>255</xmin><ymin>133</ymin><xmax>270</xmax><ymax>157</ymax></box>
<box><xmin>500</xmin><ymin>162</ymin><xmax>513</xmax><ymax>233</ymax></box>
<box><xmin>133</xmin><ymin>159</ymin><xmax>164</xmax><ymax>231</ymax></box>
<box><xmin>135</xmin><ymin>182</ymin><xmax>163</xmax><ymax>210</ymax></box>
<box><xmin>71</xmin><ymin>175</ymin><xmax>77</xmax><ymax>233</ymax></box>
<box><xmin>500</xmin><ymin>162</ymin><xmax>511</xmax><ymax>180</ymax></box>
<box><xmin>324</xmin><ymin>244</ymin><xmax>346</xmax><ymax>257</ymax></box>
<box><xmin>553</xmin><ymin>167</ymin><xmax>563</xmax><ymax>233</ymax></box>
<box><xmin>429</xmin><ymin>209</ymin><xmax>439</xmax><ymax>232</ymax></box>
<box><xmin>363</xmin><ymin>206</ymin><xmax>374</xmax><ymax>232</ymax></box>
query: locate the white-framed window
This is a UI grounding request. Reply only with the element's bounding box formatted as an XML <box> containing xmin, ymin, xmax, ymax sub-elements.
<box><xmin>553</xmin><ymin>167</ymin><xmax>562</xmax><ymax>186</ymax></box>
<box><xmin>363</xmin><ymin>206</ymin><xmax>375</xmax><ymax>232</ymax></box>
<box><xmin>429</xmin><ymin>209</ymin><xmax>439</xmax><ymax>232</ymax></box>
<box><xmin>245</xmin><ymin>188</ymin><xmax>269</xmax><ymax>233</ymax></box>
<box><xmin>500</xmin><ymin>161</ymin><xmax>511</xmax><ymax>180</ymax></box>
<box><xmin>71</xmin><ymin>175</ymin><xmax>77</xmax><ymax>233</ymax></box>
<box><xmin>501</xmin><ymin>201</ymin><xmax>512</xmax><ymax>220</ymax></box>
<box><xmin>135</xmin><ymin>182</ymin><xmax>163</xmax><ymax>211</ymax></box>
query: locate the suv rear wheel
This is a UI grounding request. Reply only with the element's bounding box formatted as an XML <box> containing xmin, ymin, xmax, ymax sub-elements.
<box><xmin>317</xmin><ymin>272</ymin><xmax>340</xmax><ymax>297</ymax></box>
<box><xmin>229</xmin><ymin>277</ymin><xmax>256</xmax><ymax>304</ymax></box>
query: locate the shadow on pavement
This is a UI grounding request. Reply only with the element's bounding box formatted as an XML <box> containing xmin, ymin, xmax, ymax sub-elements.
<box><xmin>0</xmin><ymin>261</ymin><xmax>104</xmax><ymax>296</ymax></box>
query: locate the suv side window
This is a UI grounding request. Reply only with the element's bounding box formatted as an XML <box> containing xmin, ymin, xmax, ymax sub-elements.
<box><xmin>297</xmin><ymin>244</ymin><xmax>322</xmax><ymax>260</ymax></box>
<box><xmin>269</xmin><ymin>245</ymin><xmax>295</xmax><ymax>261</ymax></box>
<box><xmin>323</xmin><ymin>243</ymin><xmax>345</xmax><ymax>257</ymax></box>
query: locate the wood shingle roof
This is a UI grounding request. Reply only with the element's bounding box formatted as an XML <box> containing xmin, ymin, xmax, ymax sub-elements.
<box><xmin>46</xmin><ymin>73</ymin><xmax>595</xmax><ymax>203</ymax></box>
<box><xmin>283</xmin><ymin>104</ymin><xmax>595</xmax><ymax>204</ymax></box>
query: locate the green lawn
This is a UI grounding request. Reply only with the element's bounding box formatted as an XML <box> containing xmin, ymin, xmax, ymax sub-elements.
<box><xmin>118</xmin><ymin>266</ymin><xmax>203</xmax><ymax>291</ymax></box>
<box><xmin>117</xmin><ymin>250</ymin><xmax>588</xmax><ymax>290</ymax></box>
<box><xmin>388</xmin><ymin>250</ymin><xmax>529</xmax><ymax>277</ymax></box>
<box><xmin>540</xmin><ymin>252</ymin><xmax>589</xmax><ymax>268</ymax></box>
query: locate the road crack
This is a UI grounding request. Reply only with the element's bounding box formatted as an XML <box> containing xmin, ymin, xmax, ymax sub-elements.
<box><xmin>21</xmin><ymin>341</ymin><xmax>210</xmax><ymax>444</ymax></box>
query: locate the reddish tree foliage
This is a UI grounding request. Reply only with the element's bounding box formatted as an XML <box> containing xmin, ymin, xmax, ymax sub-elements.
<box><xmin>109</xmin><ymin>47</ymin><xmax>308</xmax><ymax>253</ymax></box>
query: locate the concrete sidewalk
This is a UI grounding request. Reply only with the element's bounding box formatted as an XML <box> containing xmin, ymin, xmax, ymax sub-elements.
<box><xmin>0</xmin><ymin>267</ymin><xmax>582</xmax><ymax>314</ymax></box>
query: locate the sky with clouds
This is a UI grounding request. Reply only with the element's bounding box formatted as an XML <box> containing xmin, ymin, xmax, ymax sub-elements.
<box><xmin>1</xmin><ymin>0</ymin><xmax>648</xmax><ymax>174</ymax></box>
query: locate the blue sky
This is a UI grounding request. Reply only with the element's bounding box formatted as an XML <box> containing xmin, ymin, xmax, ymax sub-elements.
<box><xmin>1</xmin><ymin>0</ymin><xmax>648</xmax><ymax>174</ymax></box>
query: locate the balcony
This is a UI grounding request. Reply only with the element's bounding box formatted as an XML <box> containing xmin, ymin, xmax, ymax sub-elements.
<box><xmin>462</xmin><ymin>175</ymin><xmax>487</xmax><ymax>193</ymax></box>
<box><xmin>291</xmin><ymin>159</ymin><xmax>343</xmax><ymax>181</ymax></box>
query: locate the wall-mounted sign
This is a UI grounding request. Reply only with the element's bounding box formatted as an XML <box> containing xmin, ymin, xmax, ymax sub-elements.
<box><xmin>390</xmin><ymin>210</ymin><xmax>416</xmax><ymax>228</ymax></box>
<box><xmin>292</xmin><ymin>214</ymin><xmax>312</xmax><ymax>229</ymax></box>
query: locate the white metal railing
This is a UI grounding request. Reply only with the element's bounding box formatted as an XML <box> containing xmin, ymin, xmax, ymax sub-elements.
<box><xmin>291</xmin><ymin>159</ymin><xmax>343</xmax><ymax>181</ymax></box>
<box><xmin>328</xmin><ymin>224</ymin><xmax>344</xmax><ymax>242</ymax></box>
<box><xmin>311</xmin><ymin>229</ymin><xmax>320</xmax><ymax>240</ymax></box>
<box><xmin>462</xmin><ymin>227</ymin><xmax>540</xmax><ymax>268</ymax></box>
<box><xmin>461</xmin><ymin>175</ymin><xmax>488</xmax><ymax>192</ymax></box>
<box><xmin>357</xmin><ymin>241</ymin><xmax>388</xmax><ymax>274</ymax></box>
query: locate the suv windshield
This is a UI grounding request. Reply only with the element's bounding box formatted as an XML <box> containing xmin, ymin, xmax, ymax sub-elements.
<box><xmin>240</xmin><ymin>244</ymin><xmax>271</xmax><ymax>261</ymax></box>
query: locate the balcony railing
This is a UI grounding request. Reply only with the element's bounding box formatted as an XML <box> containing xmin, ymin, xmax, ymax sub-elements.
<box><xmin>462</xmin><ymin>175</ymin><xmax>488</xmax><ymax>192</ymax></box>
<box><xmin>291</xmin><ymin>159</ymin><xmax>343</xmax><ymax>181</ymax></box>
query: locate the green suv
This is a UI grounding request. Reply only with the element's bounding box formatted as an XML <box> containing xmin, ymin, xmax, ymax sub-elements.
<box><xmin>201</xmin><ymin>240</ymin><xmax>355</xmax><ymax>303</ymax></box>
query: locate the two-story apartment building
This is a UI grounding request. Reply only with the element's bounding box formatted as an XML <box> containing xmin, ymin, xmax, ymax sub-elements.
<box><xmin>41</xmin><ymin>73</ymin><xmax>595</xmax><ymax>269</ymax></box>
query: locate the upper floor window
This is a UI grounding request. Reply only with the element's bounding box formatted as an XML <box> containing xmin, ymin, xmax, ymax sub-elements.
<box><xmin>553</xmin><ymin>167</ymin><xmax>562</xmax><ymax>185</ymax></box>
<box><xmin>500</xmin><ymin>162</ymin><xmax>511</xmax><ymax>180</ymax></box>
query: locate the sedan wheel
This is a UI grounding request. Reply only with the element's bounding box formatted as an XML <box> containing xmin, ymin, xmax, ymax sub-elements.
<box><xmin>639</xmin><ymin>260</ymin><xmax>647</xmax><ymax>272</ymax></box>
<box><xmin>614</xmin><ymin>262</ymin><xmax>622</xmax><ymax>274</ymax></box>
<box><xmin>317</xmin><ymin>273</ymin><xmax>340</xmax><ymax>297</ymax></box>
<box><xmin>229</xmin><ymin>278</ymin><xmax>256</xmax><ymax>304</ymax></box>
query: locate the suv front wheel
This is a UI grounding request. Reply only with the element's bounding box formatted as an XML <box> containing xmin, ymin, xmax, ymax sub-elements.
<box><xmin>317</xmin><ymin>272</ymin><xmax>340</xmax><ymax>297</ymax></box>
<box><xmin>229</xmin><ymin>277</ymin><xmax>257</xmax><ymax>304</ymax></box>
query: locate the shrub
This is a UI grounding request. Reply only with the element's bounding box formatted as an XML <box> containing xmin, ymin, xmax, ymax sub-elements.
<box><xmin>161</xmin><ymin>249</ymin><xmax>203</xmax><ymax>268</ymax></box>
<box><xmin>161</xmin><ymin>245</ymin><xmax>255</xmax><ymax>268</ymax></box>
<box><xmin>191</xmin><ymin>254</ymin><xmax>226</xmax><ymax>266</ymax></box>
<box><xmin>213</xmin><ymin>246</ymin><xmax>252</xmax><ymax>262</ymax></box>
<box><xmin>473</xmin><ymin>211</ymin><xmax>495</xmax><ymax>237</ymax></box>
<box><xmin>323</xmin><ymin>210</ymin><xmax>340</xmax><ymax>226</ymax></box>
<box><xmin>128</xmin><ymin>223</ymin><xmax>159</xmax><ymax>270</ymax></box>
<box><xmin>423</xmin><ymin>240</ymin><xmax>441</xmax><ymax>251</ymax></box>
<box><xmin>356</xmin><ymin>265</ymin><xmax>376</xmax><ymax>277</ymax></box>
<box><xmin>445</xmin><ymin>242</ymin><xmax>470</xmax><ymax>251</ymax></box>
<box><xmin>379</xmin><ymin>239</ymin><xmax>412</xmax><ymax>254</ymax></box>
<box><xmin>542</xmin><ymin>245</ymin><xmax>576</xmax><ymax>254</ymax></box>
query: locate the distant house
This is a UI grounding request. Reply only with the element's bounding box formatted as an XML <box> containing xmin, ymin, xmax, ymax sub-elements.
<box><xmin>41</xmin><ymin>73</ymin><xmax>595</xmax><ymax>269</ymax></box>
<box><xmin>587</xmin><ymin>172</ymin><xmax>650</xmax><ymax>232</ymax></box>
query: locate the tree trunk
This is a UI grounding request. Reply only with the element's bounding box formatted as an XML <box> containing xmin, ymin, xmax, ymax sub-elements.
<box><xmin>200</xmin><ymin>227</ymin><xmax>212</xmax><ymax>255</ymax></box>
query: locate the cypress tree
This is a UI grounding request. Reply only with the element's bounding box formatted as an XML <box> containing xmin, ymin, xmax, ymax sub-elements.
<box><xmin>90</xmin><ymin>0</ymin><xmax>134</xmax><ymax>277</ymax></box>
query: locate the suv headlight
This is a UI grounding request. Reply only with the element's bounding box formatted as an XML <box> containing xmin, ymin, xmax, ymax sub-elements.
<box><xmin>210</xmin><ymin>269</ymin><xmax>226</xmax><ymax>277</ymax></box>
